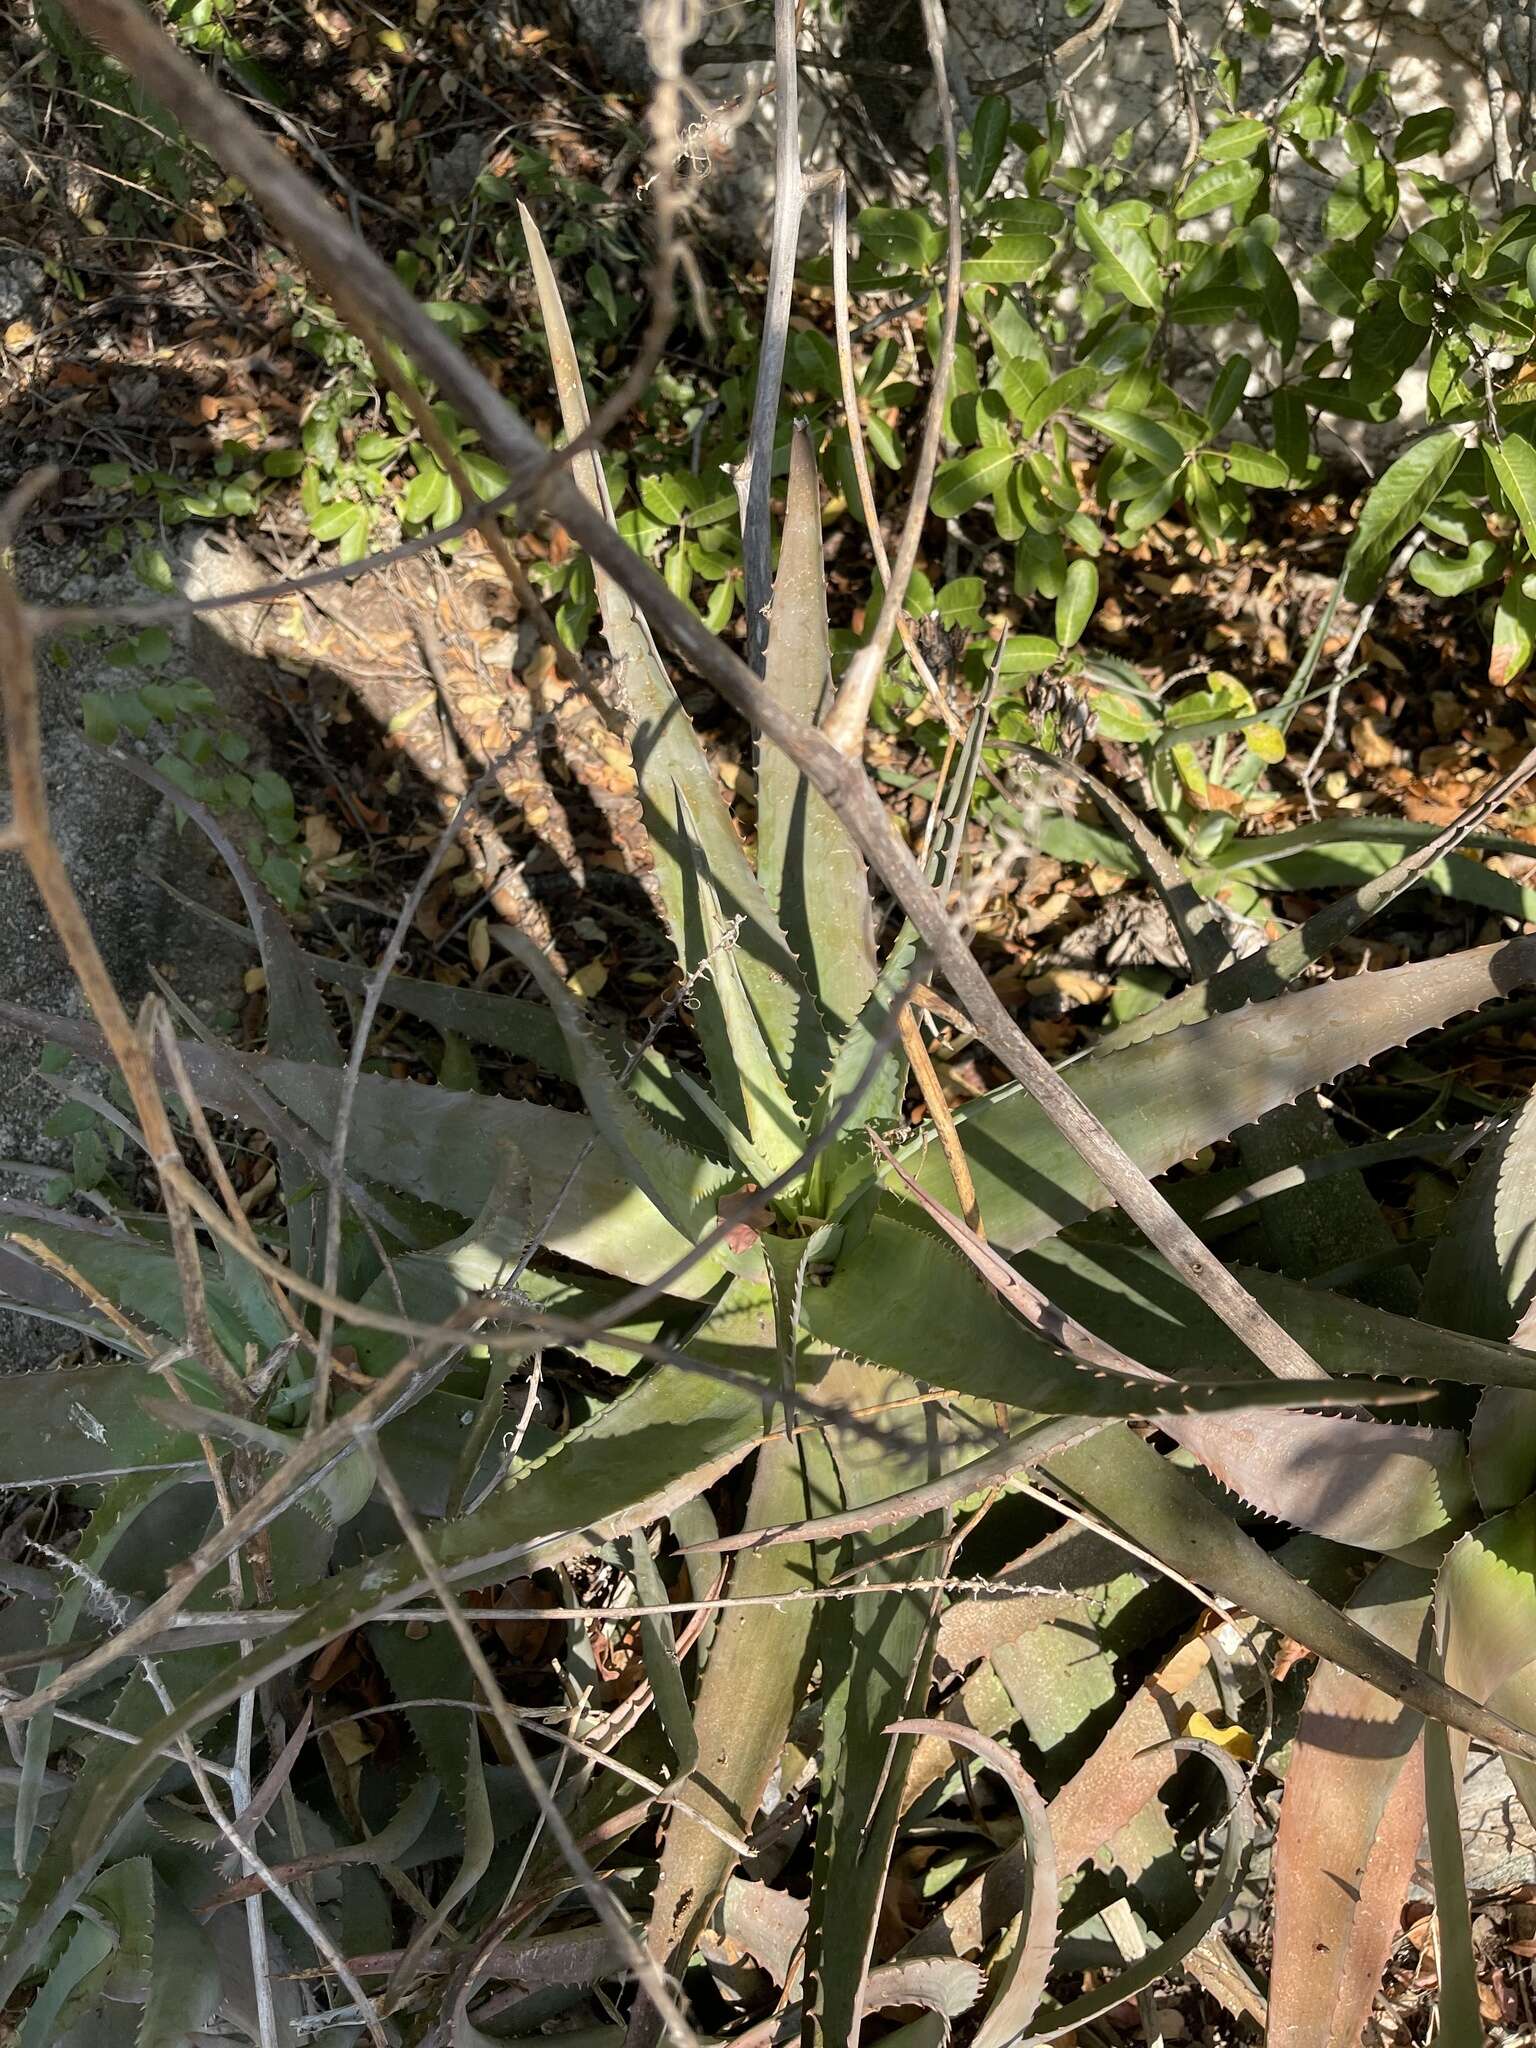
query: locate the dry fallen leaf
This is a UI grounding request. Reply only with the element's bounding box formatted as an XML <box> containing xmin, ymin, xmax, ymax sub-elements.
<box><xmin>566</xmin><ymin>959</ymin><xmax>608</xmax><ymax>1000</ymax></box>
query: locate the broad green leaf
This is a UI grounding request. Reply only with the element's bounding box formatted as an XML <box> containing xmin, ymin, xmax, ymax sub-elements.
<box><xmin>1202</xmin><ymin>116</ymin><xmax>1268</xmax><ymax>161</ymax></box>
<box><xmin>1343</xmin><ymin>428</ymin><xmax>1464</xmax><ymax>601</ymax></box>
<box><xmin>1205</xmin><ymin>354</ymin><xmax>1249</xmax><ymax>434</ymax></box>
<box><xmin>1238</xmin><ymin>225</ymin><xmax>1300</xmax><ymax>359</ymax></box>
<box><xmin>1486</xmin><ymin>430</ymin><xmax>1536</xmax><ymax>555</ymax></box>
<box><xmin>1012</xmin><ymin>363</ymin><xmax>1101</xmax><ymax>437</ymax></box>
<box><xmin>1077</xmin><ymin>406</ymin><xmax>1185</xmax><ymax>472</ymax></box>
<box><xmin>1176</xmin><ymin>159</ymin><xmax>1263</xmax><ymax>219</ymax></box>
<box><xmin>859</xmin><ymin>206</ymin><xmax>943</xmax><ymax>270</ymax></box>
<box><xmin>968</xmin><ymin>94</ymin><xmax>1010</xmax><ymax>200</ymax></box>
<box><xmin>1220</xmin><ymin>438</ymin><xmax>1289</xmax><ymax>486</ymax></box>
<box><xmin>931</xmin><ymin>445</ymin><xmax>1014</xmax><ymax>517</ymax></box>
<box><xmin>1076</xmin><ymin>200</ymin><xmax>1163</xmax><ymax>309</ymax></box>
<box><xmin>1396</xmin><ymin>106</ymin><xmax>1455</xmax><ymax>160</ymax></box>
<box><xmin>757</xmin><ymin>425</ymin><xmax>877</xmax><ymax>1037</ymax></box>
<box><xmin>1493</xmin><ymin>571</ymin><xmax>1536</xmax><ymax>686</ymax></box>
<box><xmin>1054</xmin><ymin>557</ymin><xmax>1097</xmax><ymax>648</ymax></box>
<box><xmin>1410</xmin><ymin>538</ymin><xmax>1503</xmax><ymax>595</ymax></box>
<box><xmin>1306</xmin><ymin>241</ymin><xmax>1375</xmax><ymax>317</ymax></box>
<box><xmin>520</xmin><ymin>205</ymin><xmax>811</xmax><ymax>1107</ymax></box>
<box><xmin>961</xmin><ymin>233</ymin><xmax>1052</xmax><ymax>285</ymax></box>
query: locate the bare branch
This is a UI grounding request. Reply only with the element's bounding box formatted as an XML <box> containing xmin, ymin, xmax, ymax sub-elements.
<box><xmin>735</xmin><ymin>0</ymin><xmax>806</xmax><ymax>676</ymax></box>
<box><xmin>822</xmin><ymin>0</ymin><xmax>965</xmax><ymax>755</ymax></box>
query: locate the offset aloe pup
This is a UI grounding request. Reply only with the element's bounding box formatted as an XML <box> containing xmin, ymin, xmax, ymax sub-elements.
<box><xmin>10</xmin><ymin>112</ymin><xmax>1536</xmax><ymax>2048</ymax></box>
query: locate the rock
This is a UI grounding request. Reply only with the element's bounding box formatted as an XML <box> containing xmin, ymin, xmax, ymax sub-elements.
<box><xmin>0</xmin><ymin>253</ymin><xmax>43</xmax><ymax>330</ymax></box>
<box><xmin>0</xmin><ymin>532</ymin><xmax>258</xmax><ymax>1371</ymax></box>
<box><xmin>585</xmin><ymin>0</ymin><xmax>1532</xmax><ymax>446</ymax></box>
<box><xmin>1412</xmin><ymin>1747</ymin><xmax>1536</xmax><ymax>1898</ymax></box>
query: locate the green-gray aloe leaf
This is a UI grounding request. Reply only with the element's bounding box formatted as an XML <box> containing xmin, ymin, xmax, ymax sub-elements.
<box><xmin>14</xmin><ymin>1916</ymin><xmax>112</xmax><ymax>2048</ymax></box>
<box><xmin>804</xmin><ymin>1361</ymin><xmax>949</xmax><ymax>2048</ymax></box>
<box><xmin>174</xmin><ymin>1049</ymin><xmax>735</xmax><ymax>1297</ymax></box>
<box><xmin>1015</xmin><ymin>1236</ymin><xmax>1536</xmax><ymax>1393</ymax></box>
<box><xmin>295</xmin><ymin>947</ymin><xmax>721</xmax><ymax>1153</ymax></box>
<box><xmin>0</xmin><ymin>1293</ymin><xmax>782</xmax><ymax>2004</ymax></box>
<box><xmin>1422</xmin><ymin>1095</ymin><xmax>1536</xmax><ymax>1514</ymax></box>
<box><xmin>756</xmin><ymin>422</ymin><xmax>876</xmax><ymax>1040</ymax></box>
<box><xmin>672</xmin><ymin>788</ymin><xmax>806</xmax><ymax>1179</ymax></box>
<box><xmin>520</xmin><ymin>203</ymin><xmax>812</xmax><ymax>1114</ymax></box>
<box><xmin>113</xmin><ymin>752</ymin><xmax>340</xmax><ymax>1279</ymax></box>
<box><xmin>0</xmin><ymin>1216</ymin><xmax>268</xmax><ymax>1372</ymax></box>
<box><xmin>1424</xmin><ymin>1095</ymin><xmax>1536</xmax><ymax>1341</ymax></box>
<box><xmin>936</xmin><ymin>935</ymin><xmax>1536</xmax><ymax>1252</ymax></box>
<box><xmin>1024</xmin><ymin>1742</ymin><xmax>1253</xmax><ymax>2039</ymax></box>
<box><xmin>633</xmin><ymin>1433</ymin><xmax>827</xmax><ymax>2043</ymax></box>
<box><xmin>1268</xmin><ymin>1561</ymin><xmax>1431</xmax><ymax>2048</ymax></box>
<box><xmin>803</xmin><ymin>1211</ymin><xmax>1454</xmax><ymax>1427</ymax></box>
<box><xmin>16</xmin><ymin>1469</ymin><xmax>201</xmax><ymax>1873</ymax></box>
<box><xmin>886</xmin><ymin>1722</ymin><xmax>1057</xmax><ymax>2048</ymax></box>
<box><xmin>503</xmin><ymin>928</ymin><xmax>736</xmax><ymax>1239</ymax></box>
<box><xmin>1158</xmin><ymin>1408</ymin><xmax>1471</xmax><ymax>1559</ymax></box>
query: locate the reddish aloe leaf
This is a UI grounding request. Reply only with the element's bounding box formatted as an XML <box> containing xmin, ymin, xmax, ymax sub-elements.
<box><xmin>1160</xmin><ymin>1410</ymin><xmax>1472</xmax><ymax>1559</ymax></box>
<box><xmin>1269</xmin><ymin>1560</ymin><xmax>1432</xmax><ymax>2048</ymax></box>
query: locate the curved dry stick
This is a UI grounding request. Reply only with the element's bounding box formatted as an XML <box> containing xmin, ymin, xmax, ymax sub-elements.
<box><xmin>822</xmin><ymin>0</ymin><xmax>965</xmax><ymax>755</ymax></box>
<box><xmin>733</xmin><ymin>0</ymin><xmax>805</xmax><ymax>676</ymax></box>
<box><xmin>829</xmin><ymin>173</ymin><xmax>963</xmax><ymax>742</ymax></box>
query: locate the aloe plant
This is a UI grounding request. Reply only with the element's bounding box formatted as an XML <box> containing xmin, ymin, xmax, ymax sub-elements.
<box><xmin>10</xmin><ymin>142</ymin><xmax>1536</xmax><ymax>2048</ymax></box>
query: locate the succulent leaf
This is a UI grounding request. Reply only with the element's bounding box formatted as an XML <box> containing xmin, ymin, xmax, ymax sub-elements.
<box><xmin>937</xmin><ymin>935</ymin><xmax>1536</xmax><ymax>1251</ymax></box>
<box><xmin>520</xmin><ymin>204</ymin><xmax>811</xmax><ymax>1099</ymax></box>
<box><xmin>757</xmin><ymin>423</ymin><xmax>877</xmax><ymax>1044</ymax></box>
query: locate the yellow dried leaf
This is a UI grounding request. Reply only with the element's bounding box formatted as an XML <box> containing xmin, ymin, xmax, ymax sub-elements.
<box><xmin>1183</xmin><ymin>1709</ymin><xmax>1255</xmax><ymax>1763</ymax></box>
<box><xmin>303</xmin><ymin>813</ymin><xmax>342</xmax><ymax>861</ymax></box>
<box><xmin>566</xmin><ymin>960</ymin><xmax>608</xmax><ymax>1000</ymax></box>
<box><xmin>469</xmin><ymin>915</ymin><xmax>491</xmax><ymax>973</ymax></box>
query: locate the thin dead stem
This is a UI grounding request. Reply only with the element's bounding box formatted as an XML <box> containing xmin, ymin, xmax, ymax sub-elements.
<box><xmin>822</xmin><ymin>0</ymin><xmax>964</xmax><ymax>755</ymax></box>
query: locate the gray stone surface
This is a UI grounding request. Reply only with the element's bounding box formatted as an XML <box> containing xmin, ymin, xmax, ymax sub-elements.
<box><xmin>0</xmin><ymin>534</ymin><xmax>256</xmax><ymax>1369</ymax></box>
<box><xmin>1412</xmin><ymin>1747</ymin><xmax>1536</xmax><ymax>1898</ymax></box>
<box><xmin>577</xmin><ymin>0</ymin><xmax>1535</xmax><ymax>446</ymax></box>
